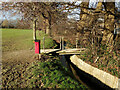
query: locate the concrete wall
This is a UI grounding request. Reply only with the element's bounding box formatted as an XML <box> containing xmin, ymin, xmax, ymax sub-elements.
<box><xmin>70</xmin><ymin>55</ymin><xmax>119</xmax><ymax>89</ymax></box>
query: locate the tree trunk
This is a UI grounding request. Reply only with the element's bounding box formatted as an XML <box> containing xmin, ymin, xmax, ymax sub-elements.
<box><xmin>80</xmin><ymin>2</ymin><xmax>89</xmax><ymax>20</ymax></box>
<box><xmin>102</xmin><ymin>2</ymin><xmax>115</xmax><ymax>52</ymax></box>
<box><xmin>46</xmin><ymin>19</ymin><xmax>50</xmax><ymax>35</ymax></box>
<box><xmin>33</xmin><ymin>18</ymin><xmax>37</xmax><ymax>40</ymax></box>
<box><xmin>45</xmin><ymin>19</ymin><xmax>51</xmax><ymax>36</ymax></box>
<box><xmin>96</xmin><ymin>1</ymin><xmax>103</xmax><ymax>11</ymax></box>
<box><xmin>45</xmin><ymin>11</ymin><xmax>51</xmax><ymax>37</ymax></box>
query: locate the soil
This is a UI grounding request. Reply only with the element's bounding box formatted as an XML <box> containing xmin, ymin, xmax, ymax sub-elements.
<box><xmin>2</xmin><ymin>50</ymin><xmax>35</xmax><ymax>65</ymax></box>
<box><xmin>2</xmin><ymin>50</ymin><xmax>38</xmax><ymax>88</ymax></box>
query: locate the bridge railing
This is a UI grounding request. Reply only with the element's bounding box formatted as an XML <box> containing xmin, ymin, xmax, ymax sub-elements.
<box><xmin>41</xmin><ymin>35</ymin><xmax>100</xmax><ymax>50</ymax></box>
<box><xmin>41</xmin><ymin>34</ymin><xmax>119</xmax><ymax>54</ymax></box>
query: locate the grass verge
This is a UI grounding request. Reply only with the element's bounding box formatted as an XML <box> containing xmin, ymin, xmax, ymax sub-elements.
<box><xmin>2</xmin><ymin>54</ymin><xmax>87</xmax><ymax>89</ymax></box>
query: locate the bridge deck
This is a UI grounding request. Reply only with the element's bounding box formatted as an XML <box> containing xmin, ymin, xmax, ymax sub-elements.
<box><xmin>56</xmin><ymin>48</ymin><xmax>86</xmax><ymax>55</ymax></box>
<box><xmin>40</xmin><ymin>48</ymin><xmax>86</xmax><ymax>55</ymax></box>
<box><xmin>40</xmin><ymin>49</ymin><xmax>60</xmax><ymax>54</ymax></box>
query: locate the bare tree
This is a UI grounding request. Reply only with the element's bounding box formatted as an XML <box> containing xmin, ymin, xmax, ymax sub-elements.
<box><xmin>2</xmin><ymin>2</ymin><xmax>63</xmax><ymax>39</ymax></box>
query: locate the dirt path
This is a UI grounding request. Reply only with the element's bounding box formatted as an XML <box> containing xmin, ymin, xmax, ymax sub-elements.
<box><xmin>2</xmin><ymin>50</ymin><xmax>38</xmax><ymax>88</ymax></box>
<box><xmin>2</xmin><ymin>50</ymin><xmax>35</xmax><ymax>65</ymax></box>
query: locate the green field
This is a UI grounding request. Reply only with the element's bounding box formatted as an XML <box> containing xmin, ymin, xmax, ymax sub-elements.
<box><xmin>2</xmin><ymin>29</ymin><xmax>33</xmax><ymax>52</ymax></box>
<box><xmin>2</xmin><ymin>28</ymin><xmax>57</xmax><ymax>52</ymax></box>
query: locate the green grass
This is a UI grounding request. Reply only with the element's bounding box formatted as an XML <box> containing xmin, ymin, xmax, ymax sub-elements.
<box><xmin>37</xmin><ymin>31</ymin><xmax>57</xmax><ymax>49</ymax></box>
<box><xmin>2</xmin><ymin>54</ymin><xmax>87</xmax><ymax>88</ymax></box>
<box><xmin>26</xmin><ymin>54</ymin><xmax>87</xmax><ymax>88</ymax></box>
<box><xmin>2</xmin><ymin>28</ymin><xmax>33</xmax><ymax>52</ymax></box>
<box><xmin>2</xmin><ymin>28</ymin><xmax>57</xmax><ymax>52</ymax></box>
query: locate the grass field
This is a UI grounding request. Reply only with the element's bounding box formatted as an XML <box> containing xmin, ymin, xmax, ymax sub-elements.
<box><xmin>2</xmin><ymin>29</ymin><xmax>33</xmax><ymax>52</ymax></box>
<box><xmin>2</xmin><ymin>28</ymin><xmax>57</xmax><ymax>52</ymax></box>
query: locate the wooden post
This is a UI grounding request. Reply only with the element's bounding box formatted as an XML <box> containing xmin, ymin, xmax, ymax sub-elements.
<box><xmin>33</xmin><ymin>18</ymin><xmax>37</xmax><ymax>40</ymax></box>
<box><xmin>43</xmin><ymin>37</ymin><xmax>45</xmax><ymax>50</ymax></box>
<box><xmin>76</xmin><ymin>38</ymin><xmax>78</xmax><ymax>48</ymax></box>
<box><xmin>33</xmin><ymin>5</ymin><xmax>37</xmax><ymax>40</ymax></box>
<box><xmin>60</xmin><ymin>36</ymin><xmax>62</xmax><ymax>50</ymax></box>
<box><xmin>39</xmin><ymin>40</ymin><xmax>41</xmax><ymax>60</ymax></box>
<box><xmin>62</xmin><ymin>37</ymin><xmax>64</xmax><ymax>50</ymax></box>
<box><xmin>76</xmin><ymin>33</ymin><xmax>79</xmax><ymax>48</ymax></box>
<box><xmin>39</xmin><ymin>54</ymin><xmax>41</xmax><ymax>60</ymax></box>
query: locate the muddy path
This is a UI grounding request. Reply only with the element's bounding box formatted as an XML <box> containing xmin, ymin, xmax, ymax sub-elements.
<box><xmin>2</xmin><ymin>50</ymin><xmax>38</xmax><ymax>88</ymax></box>
<box><xmin>2</xmin><ymin>50</ymin><xmax>35</xmax><ymax>65</ymax></box>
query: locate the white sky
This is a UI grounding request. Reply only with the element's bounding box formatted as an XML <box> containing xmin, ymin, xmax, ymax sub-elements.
<box><xmin>0</xmin><ymin>0</ymin><xmax>120</xmax><ymax>21</ymax></box>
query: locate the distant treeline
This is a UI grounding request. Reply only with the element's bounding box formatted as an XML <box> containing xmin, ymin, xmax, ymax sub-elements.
<box><xmin>1</xmin><ymin>19</ymin><xmax>32</xmax><ymax>29</ymax></box>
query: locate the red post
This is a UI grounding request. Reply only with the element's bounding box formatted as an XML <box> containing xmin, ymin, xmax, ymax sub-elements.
<box><xmin>35</xmin><ymin>40</ymin><xmax>40</xmax><ymax>54</ymax></box>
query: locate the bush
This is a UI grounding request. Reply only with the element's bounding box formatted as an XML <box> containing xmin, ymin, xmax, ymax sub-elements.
<box><xmin>37</xmin><ymin>31</ymin><xmax>58</xmax><ymax>49</ymax></box>
<box><xmin>29</xmin><ymin>54</ymin><xmax>87</xmax><ymax>89</ymax></box>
